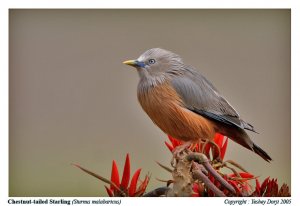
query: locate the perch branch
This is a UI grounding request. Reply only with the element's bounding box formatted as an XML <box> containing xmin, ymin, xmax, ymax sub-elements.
<box><xmin>225</xmin><ymin>160</ymin><xmax>248</xmax><ymax>173</ymax></box>
<box><xmin>142</xmin><ymin>187</ymin><xmax>171</xmax><ymax>197</ymax></box>
<box><xmin>186</xmin><ymin>153</ymin><xmax>236</xmax><ymax>195</ymax></box>
<box><xmin>191</xmin><ymin>162</ymin><xmax>226</xmax><ymax>197</ymax></box>
<box><xmin>156</xmin><ymin>161</ymin><xmax>173</xmax><ymax>173</ymax></box>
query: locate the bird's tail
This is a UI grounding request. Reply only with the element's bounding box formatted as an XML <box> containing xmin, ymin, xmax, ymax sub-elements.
<box><xmin>252</xmin><ymin>143</ymin><xmax>272</xmax><ymax>162</ymax></box>
<box><xmin>222</xmin><ymin>127</ymin><xmax>272</xmax><ymax>162</ymax></box>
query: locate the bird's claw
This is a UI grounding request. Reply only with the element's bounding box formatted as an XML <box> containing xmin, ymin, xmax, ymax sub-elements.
<box><xmin>170</xmin><ymin>142</ymin><xmax>192</xmax><ymax>167</ymax></box>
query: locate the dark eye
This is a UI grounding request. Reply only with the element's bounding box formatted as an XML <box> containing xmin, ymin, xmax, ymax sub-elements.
<box><xmin>148</xmin><ymin>59</ymin><xmax>156</xmax><ymax>64</ymax></box>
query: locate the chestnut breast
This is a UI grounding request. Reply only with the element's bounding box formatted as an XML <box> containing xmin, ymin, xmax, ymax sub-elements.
<box><xmin>137</xmin><ymin>80</ymin><xmax>216</xmax><ymax>142</ymax></box>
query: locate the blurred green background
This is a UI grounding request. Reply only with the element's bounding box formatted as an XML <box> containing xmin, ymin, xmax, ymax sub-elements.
<box><xmin>9</xmin><ymin>9</ymin><xmax>290</xmax><ymax>196</ymax></box>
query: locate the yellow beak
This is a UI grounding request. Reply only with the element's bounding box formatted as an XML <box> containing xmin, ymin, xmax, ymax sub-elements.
<box><xmin>123</xmin><ymin>60</ymin><xmax>136</xmax><ymax>66</ymax></box>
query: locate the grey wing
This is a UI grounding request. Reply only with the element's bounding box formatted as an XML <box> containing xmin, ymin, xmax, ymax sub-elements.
<box><xmin>171</xmin><ymin>68</ymin><xmax>257</xmax><ymax>133</ymax></box>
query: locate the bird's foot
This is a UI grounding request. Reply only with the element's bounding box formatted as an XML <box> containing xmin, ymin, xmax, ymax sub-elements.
<box><xmin>171</xmin><ymin>141</ymin><xmax>192</xmax><ymax>167</ymax></box>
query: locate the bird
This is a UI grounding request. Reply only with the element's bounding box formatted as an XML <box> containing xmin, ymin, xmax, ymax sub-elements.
<box><xmin>123</xmin><ymin>48</ymin><xmax>272</xmax><ymax>162</ymax></box>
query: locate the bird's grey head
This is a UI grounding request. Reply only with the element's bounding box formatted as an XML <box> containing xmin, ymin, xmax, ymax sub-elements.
<box><xmin>123</xmin><ymin>48</ymin><xmax>184</xmax><ymax>80</ymax></box>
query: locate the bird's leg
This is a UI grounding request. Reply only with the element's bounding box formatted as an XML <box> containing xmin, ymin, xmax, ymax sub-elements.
<box><xmin>198</xmin><ymin>139</ymin><xmax>206</xmax><ymax>152</ymax></box>
<box><xmin>171</xmin><ymin>141</ymin><xmax>192</xmax><ymax>167</ymax></box>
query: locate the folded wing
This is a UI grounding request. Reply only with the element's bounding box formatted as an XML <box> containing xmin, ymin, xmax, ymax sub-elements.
<box><xmin>170</xmin><ymin>68</ymin><xmax>257</xmax><ymax>133</ymax></box>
